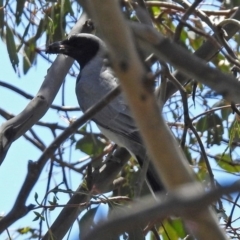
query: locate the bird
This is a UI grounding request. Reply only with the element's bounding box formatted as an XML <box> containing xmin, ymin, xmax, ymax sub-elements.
<box><xmin>46</xmin><ymin>33</ymin><xmax>163</xmax><ymax>193</ymax></box>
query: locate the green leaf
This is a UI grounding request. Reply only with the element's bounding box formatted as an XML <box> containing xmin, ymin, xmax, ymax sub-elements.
<box><xmin>63</xmin><ymin>0</ymin><xmax>74</xmax><ymax>16</ymax></box>
<box><xmin>170</xmin><ymin>218</ymin><xmax>186</xmax><ymax>238</ymax></box>
<box><xmin>221</xmin><ymin>108</ymin><xmax>232</xmax><ymax>121</ymax></box>
<box><xmin>46</xmin><ymin>2</ymin><xmax>70</xmax><ymax>43</ymax></box>
<box><xmin>161</xmin><ymin>219</ymin><xmax>181</xmax><ymax>240</ymax></box>
<box><xmin>32</xmin><ymin>211</ymin><xmax>45</xmax><ymax>221</ymax></box>
<box><xmin>196</xmin><ymin>115</ymin><xmax>208</xmax><ymax>132</ymax></box>
<box><xmin>151</xmin><ymin>6</ymin><xmax>160</xmax><ymax>17</ymax></box>
<box><xmin>159</xmin><ymin>219</ymin><xmax>187</xmax><ymax>239</ymax></box>
<box><xmin>23</xmin><ymin>40</ymin><xmax>36</xmax><ymax>74</ymax></box>
<box><xmin>76</xmin><ymin>135</ymin><xmax>106</xmax><ymax>156</ymax></box>
<box><xmin>17</xmin><ymin>227</ymin><xmax>32</xmax><ymax>234</ymax></box>
<box><xmin>196</xmin><ymin>113</ymin><xmax>223</xmax><ymax>146</ymax></box>
<box><xmin>184</xmin><ymin>146</ymin><xmax>192</xmax><ymax>164</ymax></box>
<box><xmin>15</xmin><ymin>0</ymin><xmax>25</xmax><ymax>25</ymax></box>
<box><xmin>6</xmin><ymin>25</ymin><xmax>19</xmax><ymax>72</ymax></box>
<box><xmin>16</xmin><ymin>22</ymin><xmax>31</xmax><ymax>52</ymax></box>
<box><xmin>216</xmin><ymin>154</ymin><xmax>240</xmax><ymax>173</ymax></box>
<box><xmin>80</xmin><ymin>124</ymin><xmax>88</xmax><ymax>132</ymax></box>
<box><xmin>180</xmin><ymin>29</ymin><xmax>188</xmax><ymax>43</ymax></box>
<box><xmin>196</xmin><ymin>157</ymin><xmax>209</xmax><ymax>181</ymax></box>
<box><xmin>34</xmin><ymin>192</ymin><xmax>38</xmax><ymax>201</ymax></box>
<box><xmin>35</xmin><ymin>19</ymin><xmax>45</xmax><ymax>40</ymax></box>
<box><xmin>189</xmin><ymin>34</ymin><xmax>204</xmax><ymax>51</ymax></box>
<box><xmin>48</xmin><ymin>196</ymin><xmax>58</xmax><ymax>211</ymax></box>
<box><xmin>229</xmin><ymin>121</ymin><xmax>240</xmax><ymax>148</ymax></box>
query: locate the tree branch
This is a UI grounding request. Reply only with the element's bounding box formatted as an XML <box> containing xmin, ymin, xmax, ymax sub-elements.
<box><xmin>42</xmin><ymin>147</ymin><xmax>130</xmax><ymax>240</ymax></box>
<box><xmin>131</xmin><ymin>21</ymin><xmax>240</xmax><ymax>104</ymax></box>
<box><xmin>164</xmin><ymin>7</ymin><xmax>240</xmax><ymax>101</ymax></box>
<box><xmin>0</xmin><ymin>84</ymin><xmax>121</xmax><ymax>233</ymax></box>
<box><xmin>84</xmin><ymin>0</ymin><xmax>227</xmax><ymax>239</ymax></box>
<box><xmin>83</xmin><ymin>181</ymin><xmax>240</xmax><ymax>240</ymax></box>
<box><xmin>0</xmin><ymin>13</ymin><xmax>93</xmax><ymax>164</ymax></box>
<box><xmin>0</xmin><ymin>81</ymin><xmax>80</xmax><ymax>112</ymax></box>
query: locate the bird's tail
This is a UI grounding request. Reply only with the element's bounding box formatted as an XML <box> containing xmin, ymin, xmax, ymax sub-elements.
<box><xmin>136</xmin><ymin>155</ymin><xmax>165</xmax><ymax>193</ymax></box>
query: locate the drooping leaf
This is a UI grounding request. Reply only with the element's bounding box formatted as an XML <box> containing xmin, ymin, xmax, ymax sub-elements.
<box><xmin>35</xmin><ymin>18</ymin><xmax>45</xmax><ymax>40</ymax></box>
<box><xmin>16</xmin><ymin>22</ymin><xmax>30</xmax><ymax>52</ymax></box>
<box><xmin>6</xmin><ymin>25</ymin><xmax>19</xmax><ymax>72</ymax></box>
<box><xmin>196</xmin><ymin>113</ymin><xmax>224</xmax><ymax>145</ymax></box>
<box><xmin>189</xmin><ymin>34</ymin><xmax>204</xmax><ymax>51</ymax></box>
<box><xmin>161</xmin><ymin>219</ymin><xmax>182</xmax><ymax>240</ymax></box>
<box><xmin>15</xmin><ymin>0</ymin><xmax>25</xmax><ymax>25</ymax></box>
<box><xmin>229</xmin><ymin>120</ymin><xmax>240</xmax><ymax>150</ymax></box>
<box><xmin>221</xmin><ymin>107</ymin><xmax>232</xmax><ymax>121</ymax></box>
<box><xmin>192</xmin><ymin>80</ymin><xmax>198</xmax><ymax>106</ymax></box>
<box><xmin>215</xmin><ymin>154</ymin><xmax>240</xmax><ymax>173</ymax></box>
<box><xmin>76</xmin><ymin>135</ymin><xmax>106</xmax><ymax>156</ymax></box>
<box><xmin>170</xmin><ymin>218</ymin><xmax>186</xmax><ymax>238</ymax></box>
<box><xmin>63</xmin><ymin>0</ymin><xmax>74</xmax><ymax>16</ymax></box>
<box><xmin>196</xmin><ymin>115</ymin><xmax>208</xmax><ymax>132</ymax></box>
<box><xmin>180</xmin><ymin>28</ymin><xmax>188</xmax><ymax>43</ymax></box>
<box><xmin>45</xmin><ymin>1</ymin><xmax>72</xmax><ymax>44</ymax></box>
<box><xmin>34</xmin><ymin>192</ymin><xmax>38</xmax><ymax>202</ymax></box>
<box><xmin>23</xmin><ymin>40</ymin><xmax>36</xmax><ymax>74</ymax></box>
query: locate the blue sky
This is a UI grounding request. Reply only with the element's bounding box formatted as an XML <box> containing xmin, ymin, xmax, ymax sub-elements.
<box><xmin>0</xmin><ymin>38</ymin><xmax>88</xmax><ymax>239</ymax></box>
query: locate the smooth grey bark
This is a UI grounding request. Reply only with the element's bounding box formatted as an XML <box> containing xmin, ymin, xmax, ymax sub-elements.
<box><xmin>0</xmin><ymin>12</ymin><xmax>93</xmax><ymax>164</ymax></box>
<box><xmin>81</xmin><ymin>1</ymin><xmax>230</xmax><ymax>239</ymax></box>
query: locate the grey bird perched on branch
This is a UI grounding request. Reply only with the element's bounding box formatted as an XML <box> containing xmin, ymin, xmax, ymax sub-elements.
<box><xmin>46</xmin><ymin>34</ymin><xmax>163</xmax><ymax>193</ymax></box>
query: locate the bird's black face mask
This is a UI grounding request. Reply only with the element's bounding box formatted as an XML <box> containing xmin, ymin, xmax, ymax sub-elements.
<box><xmin>46</xmin><ymin>35</ymin><xmax>100</xmax><ymax>68</ymax></box>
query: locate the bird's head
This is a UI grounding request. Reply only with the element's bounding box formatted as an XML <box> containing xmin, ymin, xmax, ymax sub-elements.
<box><xmin>46</xmin><ymin>34</ymin><xmax>107</xmax><ymax>68</ymax></box>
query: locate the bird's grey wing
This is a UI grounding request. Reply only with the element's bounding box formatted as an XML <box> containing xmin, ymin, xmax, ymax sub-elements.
<box><xmin>92</xmin><ymin>67</ymin><xmax>164</xmax><ymax>192</ymax></box>
<box><xmin>92</xmin><ymin>68</ymin><xmax>143</xmax><ymax>146</ymax></box>
<box><xmin>94</xmin><ymin>108</ymin><xmax>143</xmax><ymax>146</ymax></box>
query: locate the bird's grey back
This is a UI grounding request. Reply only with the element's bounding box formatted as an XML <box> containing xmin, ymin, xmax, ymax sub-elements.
<box><xmin>75</xmin><ymin>50</ymin><xmax>145</xmax><ymax>154</ymax></box>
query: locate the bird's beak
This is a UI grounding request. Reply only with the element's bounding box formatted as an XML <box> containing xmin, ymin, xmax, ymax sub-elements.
<box><xmin>46</xmin><ymin>41</ymin><xmax>68</xmax><ymax>54</ymax></box>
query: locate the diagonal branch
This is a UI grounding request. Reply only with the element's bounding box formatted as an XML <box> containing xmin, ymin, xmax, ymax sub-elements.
<box><xmin>0</xmin><ymin>84</ymin><xmax>121</xmax><ymax>233</ymax></box>
<box><xmin>0</xmin><ymin>81</ymin><xmax>80</xmax><ymax>112</ymax></box>
<box><xmin>164</xmin><ymin>7</ymin><xmax>240</xmax><ymax>101</ymax></box>
<box><xmin>131</xmin><ymin>22</ymin><xmax>240</xmax><ymax>103</ymax></box>
<box><xmin>84</xmin><ymin>0</ymin><xmax>227</xmax><ymax>239</ymax></box>
<box><xmin>83</xmin><ymin>181</ymin><xmax>240</xmax><ymax>240</ymax></box>
<box><xmin>0</xmin><ymin>12</ymin><xmax>124</xmax><ymax>234</ymax></box>
<box><xmin>0</xmin><ymin>13</ymin><xmax>93</xmax><ymax>164</ymax></box>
